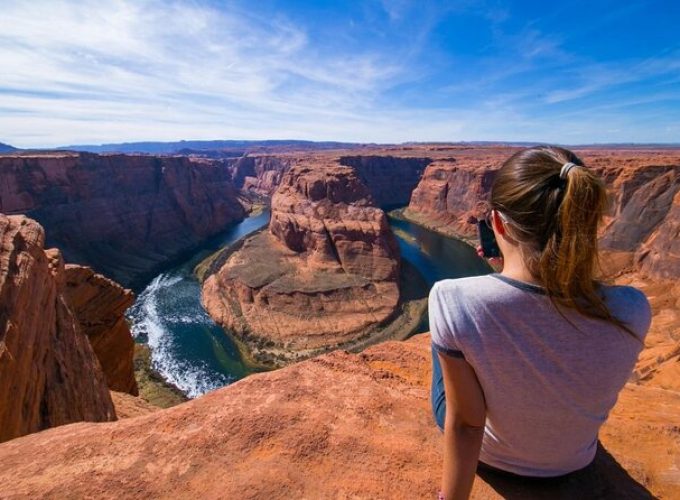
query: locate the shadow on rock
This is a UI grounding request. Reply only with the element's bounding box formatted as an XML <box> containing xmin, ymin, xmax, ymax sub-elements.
<box><xmin>477</xmin><ymin>442</ymin><xmax>654</xmax><ymax>500</ymax></box>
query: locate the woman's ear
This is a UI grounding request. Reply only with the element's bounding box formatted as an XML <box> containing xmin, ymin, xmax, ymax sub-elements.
<box><xmin>491</xmin><ymin>210</ymin><xmax>505</xmax><ymax>236</ymax></box>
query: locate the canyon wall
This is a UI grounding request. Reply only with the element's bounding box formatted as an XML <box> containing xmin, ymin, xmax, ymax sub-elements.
<box><xmin>0</xmin><ymin>214</ymin><xmax>116</xmax><ymax>443</ymax></box>
<box><xmin>0</xmin><ymin>334</ymin><xmax>676</xmax><ymax>499</ymax></box>
<box><xmin>0</xmin><ymin>153</ymin><xmax>246</xmax><ymax>288</ymax></box>
<box><xmin>405</xmin><ymin>157</ymin><xmax>498</xmax><ymax>237</ymax></box>
<box><xmin>226</xmin><ymin>154</ymin><xmax>431</xmax><ymax>207</ymax></box>
<box><xmin>202</xmin><ymin>164</ymin><xmax>403</xmax><ymax>366</ymax></box>
<box><xmin>227</xmin><ymin>155</ymin><xmax>295</xmax><ymax>197</ymax></box>
<box><xmin>339</xmin><ymin>155</ymin><xmax>431</xmax><ymax>207</ymax></box>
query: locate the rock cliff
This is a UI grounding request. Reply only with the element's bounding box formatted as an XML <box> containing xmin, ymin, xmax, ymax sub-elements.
<box><xmin>227</xmin><ymin>155</ymin><xmax>295</xmax><ymax>197</ymax></box>
<box><xmin>339</xmin><ymin>155</ymin><xmax>431</xmax><ymax>207</ymax></box>
<box><xmin>0</xmin><ymin>214</ymin><xmax>116</xmax><ymax>443</ymax></box>
<box><xmin>405</xmin><ymin>154</ymin><xmax>500</xmax><ymax>237</ymax></box>
<box><xmin>202</xmin><ymin>164</ymin><xmax>409</xmax><ymax>367</ymax></box>
<box><xmin>0</xmin><ymin>152</ymin><xmax>246</xmax><ymax>288</ymax></box>
<box><xmin>0</xmin><ymin>334</ymin><xmax>676</xmax><ymax>499</ymax></box>
<box><xmin>63</xmin><ymin>265</ymin><xmax>138</xmax><ymax>395</ymax></box>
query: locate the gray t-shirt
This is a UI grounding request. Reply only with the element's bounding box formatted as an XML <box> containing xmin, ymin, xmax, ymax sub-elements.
<box><xmin>429</xmin><ymin>273</ymin><xmax>651</xmax><ymax>477</ymax></box>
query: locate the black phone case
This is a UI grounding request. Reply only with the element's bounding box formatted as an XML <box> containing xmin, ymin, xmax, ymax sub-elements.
<box><xmin>477</xmin><ymin>221</ymin><xmax>501</xmax><ymax>258</ymax></box>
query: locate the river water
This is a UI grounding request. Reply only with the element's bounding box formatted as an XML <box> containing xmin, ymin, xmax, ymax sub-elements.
<box><xmin>127</xmin><ymin>210</ymin><xmax>491</xmax><ymax>398</ymax></box>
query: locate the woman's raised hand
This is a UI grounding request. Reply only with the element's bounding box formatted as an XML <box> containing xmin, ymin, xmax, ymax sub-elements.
<box><xmin>476</xmin><ymin>245</ymin><xmax>503</xmax><ymax>272</ymax></box>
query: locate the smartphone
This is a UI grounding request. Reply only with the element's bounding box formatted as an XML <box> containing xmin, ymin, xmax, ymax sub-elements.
<box><xmin>477</xmin><ymin>220</ymin><xmax>501</xmax><ymax>258</ymax></box>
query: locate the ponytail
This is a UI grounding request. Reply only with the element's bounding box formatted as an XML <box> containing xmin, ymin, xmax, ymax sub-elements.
<box><xmin>491</xmin><ymin>146</ymin><xmax>636</xmax><ymax>336</ymax></box>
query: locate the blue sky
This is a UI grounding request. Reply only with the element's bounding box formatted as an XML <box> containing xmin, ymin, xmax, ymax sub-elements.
<box><xmin>1</xmin><ymin>0</ymin><xmax>678</xmax><ymax>147</ymax></box>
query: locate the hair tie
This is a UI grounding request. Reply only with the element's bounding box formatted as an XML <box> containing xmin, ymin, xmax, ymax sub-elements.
<box><xmin>560</xmin><ymin>162</ymin><xmax>579</xmax><ymax>179</ymax></box>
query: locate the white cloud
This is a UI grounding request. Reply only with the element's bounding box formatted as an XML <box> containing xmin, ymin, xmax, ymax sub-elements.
<box><xmin>0</xmin><ymin>0</ymin><xmax>409</xmax><ymax>147</ymax></box>
<box><xmin>0</xmin><ymin>0</ymin><xmax>677</xmax><ymax>146</ymax></box>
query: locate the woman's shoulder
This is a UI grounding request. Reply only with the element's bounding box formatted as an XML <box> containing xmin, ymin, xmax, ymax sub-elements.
<box><xmin>599</xmin><ymin>283</ymin><xmax>652</xmax><ymax>339</ymax></box>
<box><xmin>430</xmin><ymin>274</ymin><xmax>500</xmax><ymax>299</ymax></box>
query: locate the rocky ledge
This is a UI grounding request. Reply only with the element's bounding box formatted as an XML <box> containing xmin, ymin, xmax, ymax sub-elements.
<box><xmin>0</xmin><ymin>214</ymin><xmax>117</xmax><ymax>443</ymax></box>
<box><xmin>0</xmin><ymin>333</ymin><xmax>677</xmax><ymax>499</ymax></box>
<box><xmin>201</xmin><ymin>164</ymin><xmax>426</xmax><ymax>367</ymax></box>
<box><xmin>63</xmin><ymin>265</ymin><xmax>138</xmax><ymax>395</ymax></box>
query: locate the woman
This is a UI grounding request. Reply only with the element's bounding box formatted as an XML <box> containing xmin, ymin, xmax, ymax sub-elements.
<box><xmin>429</xmin><ymin>146</ymin><xmax>651</xmax><ymax>500</ymax></box>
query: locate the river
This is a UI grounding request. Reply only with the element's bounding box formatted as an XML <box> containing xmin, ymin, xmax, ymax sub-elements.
<box><xmin>127</xmin><ymin>210</ymin><xmax>491</xmax><ymax>398</ymax></box>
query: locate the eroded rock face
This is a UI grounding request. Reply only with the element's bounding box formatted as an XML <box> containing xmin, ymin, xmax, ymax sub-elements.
<box><xmin>0</xmin><ymin>152</ymin><xmax>246</xmax><ymax>288</ymax></box>
<box><xmin>339</xmin><ymin>155</ymin><xmax>432</xmax><ymax>207</ymax></box>
<box><xmin>63</xmin><ymin>265</ymin><xmax>137</xmax><ymax>395</ymax></box>
<box><xmin>405</xmin><ymin>157</ymin><xmax>499</xmax><ymax>237</ymax></box>
<box><xmin>594</xmin><ymin>161</ymin><xmax>680</xmax><ymax>279</ymax></box>
<box><xmin>269</xmin><ymin>164</ymin><xmax>400</xmax><ymax>281</ymax></box>
<box><xmin>202</xmin><ymin>164</ymin><xmax>401</xmax><ymax>366</ymax></box>
<box><xmin>0</xmin><ymin>214</ymin><xmax>115</xmax><ymax>443</ymax></box>
<box><xmin>227</xmin><ymin>155</ymin><xmax>295</xmax><ymax>197</ymax></box>
<box><xmin>0</xmin><ymin>334</ymin><xmax>676</xmax><ymax>499</ymax></box>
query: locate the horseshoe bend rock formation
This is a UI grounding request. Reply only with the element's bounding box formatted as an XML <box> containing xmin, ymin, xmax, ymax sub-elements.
<box><xmin>0</xmin><ymin>334</ymin><xmax>677</xmax><ymax>499</ymax></box>
<box><xmin>201</xmin><ymin>164</ymin><xmax>402</xmax><ymax>366</ymax></box>
<box><xmin>0</xmin><ymin>152</ymin><xmax>246</xmax><ymax>288</ymax></box>
<box><xmin>0</xmin><ymin>214</ymin><xmax>115</xmax><ymax>443</ymax></box>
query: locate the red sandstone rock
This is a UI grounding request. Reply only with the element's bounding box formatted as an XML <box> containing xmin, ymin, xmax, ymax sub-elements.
<box><xmin>0</xmin><ymin>214</ymin><xmax>115</xmax><ymax>443</ymax></box>
<box><xmin>63</xmin><ymin>265</ymin><xmax>137</xmax><ymax>395</ymax></box>
<box><xmin>0</xmin><ymin>152</ymin><xmax>246</xmax><ymax>287</ymax></box>
<box><xmin>339</xmin><ymin>155</ymin><xmax>432</xmax><ymax>206</ymax></box>
<box><xmin>202</xmin><ymin>164</ymin><xmax>401</xmax><ymax>366</ymax></box>
<box><xmin>270</xmin><ymin>164</ymin><xmax>400</xmax><ymax>281</ymax></box>
<box><xmin>227</xmin><ymin>155</ymin><xmax>296</xmax><ymax>197</ymax></box>
<box><xmin>109</xmin><ymin>391</ymin><xmax>158</xmax><ymax>419</ymax></box>
<box><xmin>405</xmin><ymin>154</ymin><xmax>501</xmax><ymax>237</ymax></box>
<box><xmin>0</xmin><ymin>334</ymin><xmax>676</xmax><ymax>499</ymax></box>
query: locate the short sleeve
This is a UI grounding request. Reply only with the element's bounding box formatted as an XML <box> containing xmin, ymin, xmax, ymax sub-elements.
<box><xmin>610</xmin><ymin>286</ymin><xmax>652</xmax><ymax>341</ymax></box>
<box><xmin>429</xmin><ymin>281</ymin><xmax>465</xmax><ymax>359</ymax></box>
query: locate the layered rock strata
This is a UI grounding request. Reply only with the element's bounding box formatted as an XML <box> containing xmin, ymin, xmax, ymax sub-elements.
<box><xmin>0</xmin><ymin>152</ymin><xmax>246</xmax><ymax>288</ymax></box>
<box><xmin>405</xmin><ymin>156</ymin><xmax>500</xmax><ymax>237</ymax></box>
<box><xmin>63</xmin><ymin>265</ymin><xmax>138</xmax><ymax>395</ymax></box>
<box><xmin>202</xmin><ymin>164</ymin><xmax>402</xmax><ymax>366</ymax></box>
<box><xmin>0</xmin><ymin>214</ymin><xmax>115</xmax><ymax>443</ymax></box>
<box><xmin>339</xmin><ymin>155</ymin><xmax>431</xmax><ymax>207</ymax></box>
<box><xmin>226</xmin><ymin>155</ymin><xmax>295</xmax><ymax>197</ymax></box>
<box><xmin>0</xmin><ymin>334</ymin><xmax>676</xmax><ymax>499</ymax></box>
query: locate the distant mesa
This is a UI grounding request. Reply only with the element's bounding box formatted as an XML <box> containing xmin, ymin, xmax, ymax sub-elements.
<box><xmin>201</xmin><ymin>163</ymin><xmax>406</xmax><ymax>367</ymax></box>
<box><xmin>0</xmin><ymin>142</ymin><xmax>17</xmax><ymax>153</ymax></box>
<box><xmin>56</xmin><ymin>139</ymin><xmax>365</xmax><ymax>155</ymax></box>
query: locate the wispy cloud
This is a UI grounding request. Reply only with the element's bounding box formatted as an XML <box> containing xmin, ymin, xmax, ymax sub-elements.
<box><xmin>0</xmin><ymin>0</ymin><xmax>412</xmax><ymax>146</ymax></box>
<box><xmin>0</xmin><ymin>0</ymin><xmax>678</xmax><ymax>146</ymax></box>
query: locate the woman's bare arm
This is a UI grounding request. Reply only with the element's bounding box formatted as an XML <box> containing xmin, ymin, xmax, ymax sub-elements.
<box><xmin>438</xmin><ymin>352</ymin><xmax>487</xmax><ymax>500</ymax></box>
